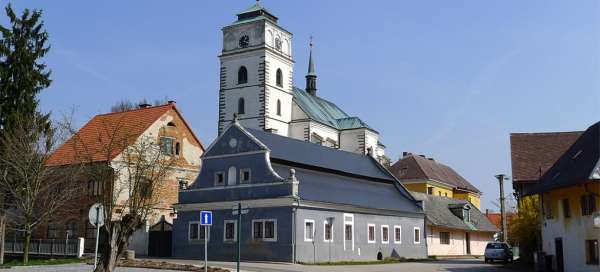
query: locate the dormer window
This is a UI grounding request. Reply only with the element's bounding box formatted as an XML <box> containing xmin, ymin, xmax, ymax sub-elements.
<box><xmin>167</xmin><ymin>122</ymin><xmax>176</xmax><ymax>127</ymax></box>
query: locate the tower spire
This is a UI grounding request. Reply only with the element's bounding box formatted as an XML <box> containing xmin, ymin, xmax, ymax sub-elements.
<box><xmin>306</xmin><ymin>36</ymin><xmax>317</xmax><ymax>96</ymax></box>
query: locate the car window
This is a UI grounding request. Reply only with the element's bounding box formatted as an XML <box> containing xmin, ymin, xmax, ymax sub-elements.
<box><xmin>486</xmin><ymin>243</ymin><xmax>503</xmax><ymax>249</ymax></box>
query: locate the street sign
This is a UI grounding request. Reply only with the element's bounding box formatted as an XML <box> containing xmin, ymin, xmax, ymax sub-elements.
<box><xmin>231</xmin><ymin>204</ymin><xmax>249</xmax><ymax>215</ymax></box>
<box><xmin>200</xmin><ymin>211</ymin><xmax>213</xmax><ymax>226</ymax></box>
<box><xmin>88</xmin><ymin>203</ymin><xmax>105</xmax><ymax>227</ymax></box>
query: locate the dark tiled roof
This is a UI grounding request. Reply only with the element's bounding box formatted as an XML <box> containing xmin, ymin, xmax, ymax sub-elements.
<box><xmin>246</xmin><ymin>127</ymin><xmax>395</xmax><ymax>181</ymax></box>
<box><xmin>412</xmin><ymin>192</ymin><xmax>497</xmax><ymax>232</ymax></box>
<box><xmin>389</xmin><ymin>154</ymin><xmax>481</xmax><ymax>194</ymax></box>
<box><xmin>510</xmin><ymin>131</ymin><xmax>582</xmax><ymax>183</ymax></box>
<box><xmin>530</xmin><ymin>122</ymin><xmax>600</xmax><ymax>194</ymax></box>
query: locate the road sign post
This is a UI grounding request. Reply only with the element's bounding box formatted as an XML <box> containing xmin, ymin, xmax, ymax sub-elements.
<box><xmin>200</xmin><ymin>211</ymin><xmax>212</xmax><ymax>272</ymax></box>
<box><xmin>88</xmin><ymin>203</ymin><xmax>104</xmax><ymax>271</ymax></box>
<box><xmin>231</xmin><ymin>203</ymin><xmax>248</xmax><ymax>272</ymax></box>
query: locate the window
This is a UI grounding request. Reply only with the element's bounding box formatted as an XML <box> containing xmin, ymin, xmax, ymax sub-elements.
<box><xmin>160</xmin><ymin>137</ymin><xmax>174</xmax><ymax>155</ymax></box>
<box><xmin>414</xmin><ymin>227</ymin><xmax>421</xmax><ymax>244</ymax></box>
<box><xmin>224</xmin><ymin>220</ymin><xmax>237</xmax><ymax>242</ymax></box>
<box><xmin>310</xmin><ymin>133</ymin><xmax>323</xmax><ymax>145</ymax></box>
<box><xmin>86</xmin><ymin>221</ymin><xmax>97</xmax><ymax>239</ymax></box>
<box><xmin>237</xmin><ymin>66</ymin><xmax>248</xmax><ymax>84</ymax></box>
<box><xmin>463</xmin><ymin>208</ymin><xmax>471</xmax><ymax>223</ymax></box>
<box><xmin>214</xmin><ymin>172</ymin><xmax>225</xmax><ymax>186</ymax></box>
<box><xmin>381</xmin><ymin>225</ymin><xmax>389</xmax><ymax>244</ymax></box>
<box><xmin>345</xmin><ymin>224</ymin><xmax>352</xmax><ymax>241</ymax></box>
<box><xmin>304</xmin><ymin>220</ymin><xmax>315</xmax><ymax>242</ymax></box>
<box><xmin>562</xmin><ymin>198</ymin><xmax>571</xmax><ymax>218</ymax></box>
<box><xmin>237</xmin><ymin>98</ymin><xmax>245</xmax><ymax>114</ymax></box>
<box><xmin>440</xmin><ymin>232</ymin><xmax>450</xmax><ymax>245</ymax></box>
<box><xmin>188</xmin><ymin>222</ymin><xmax>209</xmax><ymax>241</ymax></box>
<box><xmin>394</xmin><ymin>226</ymin><xmax>401</xmax><ymax>244</ymax></box>
<box><xmin>276</xmin><ymin>99</ymin><xmax>281</xmax><ymax>116</ymax></box>
<box><xmin>427</xmin><ymin>187</ymin><xmax>433</xmax><ymax>195</ymax></box>
<box><xmin>46</xmin><ymin>223</ymin><xmax>58</xmax><ymax>239</ymax></box>
<box><xmin>88</xmin><ymin>180</ymin><xmax>103</xmax><ymax>196</ymax></box>
<box><xmin>252</xmin><ymin>219</ymin><xmax>277</xmax><ymax>242</ymax></box>
<box><xmin>175</xmin><ymin>142</ymin><xmax>181</xmax><ymax>156</ymax></box>
<box><xmin>586</xmin><ymin>240</ymin><xmax>599</xmax><ymax>265</ymax></box>
<box><xmin>139</xmin><ymin>178</ymin><xmax>152</xmax><ymax>198</ymax></box>
<box><xmin>544</xmin><ymin>199</ymin><xmax>554</xmax><ymax>219</ymax></box>
<box><xmin>228</xmin><ymin>166</ymin><xmax>237</xmax><ymax>185</ymax></box>
<box><xmin>438</xmin><ymin>192</ymin><xmax>442</xmax><ymax>196</ymax></box>
<box><xmin>66</xmin><ymin>220</ymin><xmax>78</xmax><ymax>238</ymax></box>
<box><xmin>276</xmin><ymin>68</ymin><xmax>283</xmax><ymax>87</ymax></box>
<box><xmin>445</xmin><ymin>192</ymin><xmax>448</xmax><ymax>197</ymax></box>
<box><xmin>240</xmin><ymin>169</ymin><xmax>251</xmax><ymax>183</ymax></box>
<box><xmin>367</xmin><ymin>224</ymin><xmax>376</xmax><ymax>243</ymax></box>
<box><xmin>324</xmin><ymin>220</ymin><xmax>333</xmax><ymax>242</ymax></box>
<box><xmin>581</xmin><ymin>194</ymin><xmax>597</xmax><ymax>216</ymax></box>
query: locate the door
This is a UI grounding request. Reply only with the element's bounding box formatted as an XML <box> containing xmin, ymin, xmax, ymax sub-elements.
<box><xmin>465</xmin><ymin>232</ymin><xmax>471</xmax><ymax>255</ymax></box>
<box><xmin>555</xmin><ymin>238</ymin><xmax>564</xmax><ymax>272</ymax></box>
<box><xmin>148</xmin><ymin>219</ymin><xmax>173</xmax><ymax>257</ymax></box>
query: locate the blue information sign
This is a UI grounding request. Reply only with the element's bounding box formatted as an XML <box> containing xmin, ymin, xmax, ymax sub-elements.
<box><xmin>200</xmin><ymin>211</ymin><xmax>212</xmax><ymax>226</ymax></box>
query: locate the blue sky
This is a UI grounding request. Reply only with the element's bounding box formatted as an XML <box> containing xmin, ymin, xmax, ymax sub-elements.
<box><xmin>5</xmin><ymin>0</ymin><xmax>600</xmax><ymax>210</ymax></box>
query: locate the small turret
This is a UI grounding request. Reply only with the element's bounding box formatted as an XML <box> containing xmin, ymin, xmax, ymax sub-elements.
<box><xmin>305</xmin><ymin>37</ymin><xmax>317</xmax><ymax>96</ymax></box>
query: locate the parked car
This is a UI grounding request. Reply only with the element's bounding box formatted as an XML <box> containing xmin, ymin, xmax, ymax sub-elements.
<box><xmin>484</xmin><ymin>242</ymin><xmax>513</xmax><ymax>263</ymax></box>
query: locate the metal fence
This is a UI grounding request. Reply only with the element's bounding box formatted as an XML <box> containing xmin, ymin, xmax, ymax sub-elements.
<box><xmin>4</xmin><ymin>238</ymin><xmax>84</xmax><ymax>258</ymax></box>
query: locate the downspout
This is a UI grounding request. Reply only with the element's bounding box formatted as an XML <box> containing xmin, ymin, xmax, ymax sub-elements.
<box><xmin>292</xmin><ymin>198</ymin><xmax>300</xmax><ymax>263</ymax></box>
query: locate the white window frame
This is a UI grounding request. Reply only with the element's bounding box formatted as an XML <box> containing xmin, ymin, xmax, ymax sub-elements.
<box><xmin>343</xmin><ymin>213</ymin><xmax>354</xmax><ymax>251</ymax></box>
<box><xmin>367</xmin><ymin>224</ymin><xmax>376</xmax><ymax>244</ymax></box>
<box><xmin>394</xmin><ymin>225</ymin><xmax>402</xmax><ymax>244</ymax></box>
<box><xmin>304</xmin><ymin>219</ymin><xmax>315</xmax><ymax>242</ymax></box>
<box><xmin>381</xmin><ymin>225</ymin><xmax>389</xmax><ymax>244</ymax></box>
<box><xmin>439</xmin><ymin>231</ymin><xmax>451</xmax><ymax>245</ymax></box>
<box><xmin>227</xmin><ymin>166</ymin><xmax>237</xmax><ymax>186</ymax></box>
<box><xmin>223</xmin><ymin>220</ymin><xmax>237</xmax><ymax>242</ymax></box>
<box><xmin>240</xmin><ymin>168</ymin><xmax>251</xmax><ymax>184</ymax></box>
<box><xmin>323</xmin><ymin>220</ymin><xmax>333</xmax><ymax>243</ymax></box>
<box><xmin>214</xmin><ymin>171</ymin><xmax>225</xmax><ymax>186</ymax></box>
<box><xmin>414</xmin><ymin>227</ymin><xmax>421</xmax><ymax>244</ymax></box>
<box><xmin>252</xmin><ymin>219</ymin><xmax>278</xmax><ymax>242</ymax></box>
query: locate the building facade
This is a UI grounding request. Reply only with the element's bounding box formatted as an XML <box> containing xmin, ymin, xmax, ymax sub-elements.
<box><xmin>45</xmin><ymin>102</ymin><xmax>204</xmax><ymax>255</ymax></box>
<box><xmin>172</xmin><ymin>121</ymin><xmax>427</xmax><ymax>262</ymax></box>
<box><xmin>412</xmin><ymin>192</ymin><xmax>496</xmax><ymax>257</ymax></box>
<box><xmin>526</xmin><ymin>122</ymin><xmax>600</xmax><ymax>272</ymax></box>
<box><xmin>389</xmin><ymin>153</ymin><xmax>482</xmax><ymax>210</ymax></box>
<box><xmin>217</xmin><ymin>3</ymin><xmax>386</xmax><ymax>160</ymax></box>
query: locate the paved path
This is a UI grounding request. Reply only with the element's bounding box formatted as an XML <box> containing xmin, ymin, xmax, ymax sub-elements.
<box><xmin>3</xmin><ymin>263</ymin><xmax>183</xmax><ymax>272</ymax></box>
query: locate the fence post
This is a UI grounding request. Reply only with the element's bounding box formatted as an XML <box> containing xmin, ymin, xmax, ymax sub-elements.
<box><xmin>50</xmin><ymin>239</ymin><xmax>54</xmax><ymax>256</ymax></box>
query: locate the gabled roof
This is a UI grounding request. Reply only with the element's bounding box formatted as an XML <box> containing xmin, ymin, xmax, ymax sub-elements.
<box><xmin>246</xmin><ymin>127</ymin><xmax>393</xmax><ymax>181</ymax></box>
<box><xmin>412</xmin><ymin>192</ymin><xmax>497</xmax><ymax>232</ymax></box>
<box><xmin>292</xmin><ymin>87</ymin><xmax>374</xmax><ymax>131</ymax></box>
<box><xmin>47</xmin><ymin>103</ymin><xmax>203</xmax><ymax>166</ymax></box>
<box><xmin>390</xmin><ymin>154</ymin><xmax>481</xmax><ymax>194</ymax></box>
<box><xmin>510</xmin><ymin>131</ymin><xmax>582</xmax><ymax>183</ymax></box>
<box><xmin>530</xmin><ymin>122</ymin><xmax>600</xmax><ymax>194</ymax></box>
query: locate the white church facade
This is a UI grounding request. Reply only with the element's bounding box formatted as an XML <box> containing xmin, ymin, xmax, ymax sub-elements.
<box><xmin>217</xmin><ymin>2</ymin><xmax>386</xmax><ymax>159</ymax></box>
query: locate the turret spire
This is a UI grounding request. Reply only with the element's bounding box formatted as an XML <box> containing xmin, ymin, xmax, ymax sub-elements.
<box><xmin>305</xmin><ymin>37</ymin><xmax>317</xmax><ymax>96</ymax></box>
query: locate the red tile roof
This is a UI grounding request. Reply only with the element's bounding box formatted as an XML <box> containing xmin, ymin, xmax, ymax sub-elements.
<box><xmin>510</xmin><ymin>131</ymin><xmax>582</xmax><ymax>183</ymax></box>
<box><xmin>389</xmin><ymin>154</ymin><xmax>481</xmax><ymax>193</ymax></box>
<box><xmin>47</xmin><ymin>103</ymin><xmax>204</xmax><ymax>166</ymax></box>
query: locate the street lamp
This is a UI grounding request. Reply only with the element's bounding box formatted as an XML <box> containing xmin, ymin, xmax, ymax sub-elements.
<box><xmin>494</xmin><ymin>174</ymin><xmax>510</xmax><ymax>242</ymax></box>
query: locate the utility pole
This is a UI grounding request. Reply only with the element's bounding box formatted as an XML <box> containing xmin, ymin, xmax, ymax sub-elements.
<box><xmin>495</xmin><ymin>174</ymin><xmax>508</xmax><ymax>242</ymax></box>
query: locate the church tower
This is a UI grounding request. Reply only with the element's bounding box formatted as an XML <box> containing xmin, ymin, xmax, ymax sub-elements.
<box><xmin>218</xmin><ymin>2</ymin><xmax>294</xmax><ymax>136</ymax></box>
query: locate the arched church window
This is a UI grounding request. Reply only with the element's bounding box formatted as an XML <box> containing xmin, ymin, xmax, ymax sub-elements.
<box><xmin>228</xmin><ymin>166</ymin><xmax>237</xmax><ymax>185</ymax></box>
<box><xmin>238</xmin><ymin>98</ymin><xmax>245</xmax><ymax>114</ymax></box>
<box><xmin>238</xmin><ymin>66</ymin><xmax>248</xmax><ymax>84</ymax></box>
<box><xmin>276</xmin><ymin>69</ymin><xmax>283</xmax><ymax>87</ymax></box>
<box><xmin>276</xmin><ymin>100</ymin><xmax>281</xmax><ymax>116</ymax></box>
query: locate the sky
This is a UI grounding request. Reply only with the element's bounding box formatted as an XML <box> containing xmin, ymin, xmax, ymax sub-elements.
<box><xmin>4</xmin><ymin>0</ymin><xmax>600</xmax><ymax>211</ymax></box>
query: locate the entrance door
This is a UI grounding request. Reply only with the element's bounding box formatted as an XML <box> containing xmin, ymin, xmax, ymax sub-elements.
<box><xmin>555</xmin><ymin>238</ymin><xmax>564</xmax><ymax>272</ymax></box>
<box><xmin>465</xmin><ymin>232</ymin><xmax>471</xmax><ymax>255</ymax></box>
<box><xmin>148</xmin><ymin>218</ymin><xmax>173</xmax><ymax>257</ymax></box>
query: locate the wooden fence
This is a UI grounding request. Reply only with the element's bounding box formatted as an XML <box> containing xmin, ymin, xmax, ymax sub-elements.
<box><xmin>4</xmin><ymin>238</ymin><xmax>84</xmax><ymax>258</ymax></box>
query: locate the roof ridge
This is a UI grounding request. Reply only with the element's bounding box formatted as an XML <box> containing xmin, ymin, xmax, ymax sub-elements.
<box><xmin>510</xmin><ymin>131</ymin><xmax>583</xmax><ymax>136</ymax></box>
<box><xmin>95</xmin><ymin>103</ymin><xmax>172</xmax><ymax>117</ymax></box>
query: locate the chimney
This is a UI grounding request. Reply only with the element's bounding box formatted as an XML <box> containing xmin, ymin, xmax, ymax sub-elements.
<box><xmin>138</xmin><ymin>103</ymin><xmax>151</xmax><ymax>108</ymax></box>
<box><xmin>402</xmin><ymin>152</ymin><xmax>408</xmax><ymax>157</ymax></box>
<box><xmin>168</xmin><ymin>100</ymin><xmax>176</xmax><ymax>104</ymax></box>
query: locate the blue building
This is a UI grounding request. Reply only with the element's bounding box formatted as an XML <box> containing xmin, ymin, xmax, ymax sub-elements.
<box><xmin>172</xmin><ymin>120</ymin><xmax>427</xmax><ymax>262</ymax></box>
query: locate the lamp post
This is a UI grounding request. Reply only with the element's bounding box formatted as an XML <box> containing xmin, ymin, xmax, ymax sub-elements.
<box><xmin>494</xmin><ymin>174</ymin><xmax>509</xmax><ymax>242</ymax></box>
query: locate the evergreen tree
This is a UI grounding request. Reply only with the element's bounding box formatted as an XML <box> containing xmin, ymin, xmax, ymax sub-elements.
<box><xmin>0</xmin><ymin>4</ymin><xmax>52</xmax><ymax>139</ymax></box>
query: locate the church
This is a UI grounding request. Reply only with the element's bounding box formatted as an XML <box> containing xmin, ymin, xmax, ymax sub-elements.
<box><xmin>217</xmin><ymin>2</ymin><xmax>386</xmax><ymax>160</ymax></box>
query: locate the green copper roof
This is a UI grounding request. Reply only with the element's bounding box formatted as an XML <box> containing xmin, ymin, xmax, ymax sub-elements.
<box><xmin>292</xmin><ymin>87</ymin><xmax>374</xmax><ymax>131</ymax></box>
<box><xmin>238</xmin><ymin>2</ymin><xmax>267</xmax><ymax>15</ymax></box>
<box><xmin>233</xmin><ymin>2</ymin><xmax>278</xmax><ymax>25</ymax></box>
<box><xmin>307</xmin><ymin>48</ymin><xmax>316</xmax><ymax>76</ymax></box>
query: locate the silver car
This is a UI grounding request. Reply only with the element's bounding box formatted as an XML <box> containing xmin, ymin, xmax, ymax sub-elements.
<box><xmin>484</xmin><ymin>242</ymin><xmax>513</xmax><ymax>263</ymax></box>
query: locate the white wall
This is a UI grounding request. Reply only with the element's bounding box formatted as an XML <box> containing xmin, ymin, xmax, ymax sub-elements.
<box><xmin>426</xmin><ymin>227</ymin><xmax>494</xmax><ymax>256</ymax></box>
<box><xmin>340</xmin><ymin>129</ymin><xmax>364</xmax><ymax>154</ymax></box>
<box><xmin>542</xmin><ymin>214</ymin><xmax>600</xmax><ymax>271</ymax></box>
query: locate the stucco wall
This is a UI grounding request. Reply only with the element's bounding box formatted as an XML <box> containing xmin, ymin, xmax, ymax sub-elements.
<box><xmin>426</xmin><ymin>226</ymin><xmax>493</xmax><ymax>256</ymax></box>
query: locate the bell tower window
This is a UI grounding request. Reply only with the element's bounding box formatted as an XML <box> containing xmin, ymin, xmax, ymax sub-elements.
<box><xmin>276</xmin><ymin>69</ymin><xmax>283</xmax><ymax>87</ymax></box>
<box><xmin>238</xmin><ymin>98</ymin><xmax>245</xmax><ymax>114</ymax></box>
<box><xmin>238</xmin><ymin>66</ymin><xmax>248</xmax><ymax>84</ymax></box>
<box><xmin>276</xmin><ymin>99</ymin><xmax>282</xmax><ymax>116</ymax></box>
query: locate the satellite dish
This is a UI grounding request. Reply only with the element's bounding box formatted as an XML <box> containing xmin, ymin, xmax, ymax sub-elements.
<box><xmin>88</xmin><ymin>203</ymin><xmax>105</xmax><ymax>227</ymax></box>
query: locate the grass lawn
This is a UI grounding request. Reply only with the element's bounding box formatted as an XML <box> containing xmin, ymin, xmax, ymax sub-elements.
<box><xmin>1</xmin><ymin>257</ymin><xmax>85</xmax><ymax>267</ymax></box>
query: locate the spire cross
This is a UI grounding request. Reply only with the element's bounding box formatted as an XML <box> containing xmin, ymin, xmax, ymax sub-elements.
<box><xmin>309</xmin><ymin>36</ymin><xmax>313</xmax><ymax>48</ymax></box>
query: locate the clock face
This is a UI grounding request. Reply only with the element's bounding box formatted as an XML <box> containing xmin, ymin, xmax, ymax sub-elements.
<box><xmin>239</xmin><ymin>35</ymin><xmax>249</xmax><ymax>48</ymax></box>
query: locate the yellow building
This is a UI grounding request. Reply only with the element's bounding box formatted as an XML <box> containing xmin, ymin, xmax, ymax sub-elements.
<box><xmin>389</xmin><ymin>153</ymin><xmax>482</xmax><ymax>210</ymax></box>
<box><xmin>524</xmin><ymin>121</ymin><xmax>600</xmax><ymax>272</ymax></box>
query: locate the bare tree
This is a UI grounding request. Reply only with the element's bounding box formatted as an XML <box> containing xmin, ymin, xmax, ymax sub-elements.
<box><xmin>0</xmin><ymin>116</ymin><xmax>82</xmax><ymax>264</ymax></box>
<box><xmin>70</xmin><ymin>116</ymin><xmax>176</xmax><ymax>272</ymax></box>
<box><xmin>110</xmin><ymin>97</ymin><xmax>171</xmax><ymax>113</ymax></box>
